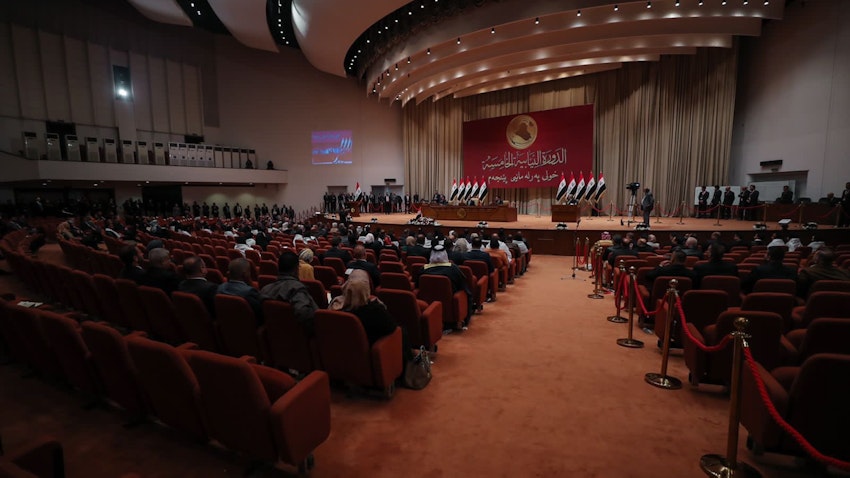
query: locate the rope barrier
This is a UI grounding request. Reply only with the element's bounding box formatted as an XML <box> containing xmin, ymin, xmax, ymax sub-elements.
<box><xmin>674</xmin><ymin>296</ymin><xmax>733</xmax><ymax>353</ymax></box>
<box><xmin>613</xmin><ymin>270</ymin><xmax>629</xmax><ymax>312</ymax></box>
<box><xmin>742</xmin><ymin>347</ymin><xmax>850</xmax><ymax>472</ymax></box>
<box><xmin>632</xmin><ymin>279</ymin><xmax>662</xmax><ymax>317</ymax></box>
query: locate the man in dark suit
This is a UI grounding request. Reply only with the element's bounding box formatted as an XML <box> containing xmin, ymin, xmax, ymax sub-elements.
<box><xmin>321</xmin><ymin>236</ymin><xmax>353</xmax><ymax>264</ymax></box>
<box><xmin>697</xmin><ymin>186</ymin><xmax>709</xmax><ymax>218</ymax></box>
<box><xmin>746</xmin><ymin>185</ymin><xmax>760</xmax><ymax>220</ymax></box>
<box><xmin>693</xmin><ymin>243</ymin><xmax>738</xmax><ymax>288</ymax></box>
<box><xmin>646</xmin><ymin>250</ymin><xmax>696</xmax><ymax>286</ymax></box>
<box><xmin>778</xmin><ymin>186</ymin><xmax>793</xmax><ymax>204</ymax></box>
<box><xmin>722</xmin><ymin>186</ymin><xmax>735</xmax><ymax>219</ymax></box>
<box><xmin>406</xmin><ymin>234</ymin><xmax>431</xmax><ymax>259</ymax></box>
<box><xmin>140</xmin><ymin>248</ymin><xmax>180</xmax><ymax>295</ymax></box>
<box><xmin>118</xmin><ymin>244</ymin><xmax>146</xmax><ymax>283</ymax></box>
<box><xmin>217</xmin><ymin>258</ymin><xmax>263</xmax><ymax>321</ymax></box>
<box><xmin>796</xmin><ymin>247</ymin><xmax>850</xmax><ymax>298</ymax></box>
<box><xmin>741</xmin><ymin>246</ymin><xmax>797</xmax><ymax>293</ymax></box>
<box><xmin>465</xmin><ymin>236</ymin><xmax>494</xmax><ymax>273</ymax></box>
<box><xmin>710</xmin><ymin>185</ymin><xmax>722</xmax><ymax>215</ymax></box>
<box><xmin>178</xmin><ymin>255</ymin><xmax>218</xmax><ymax>314</ymax></box>
<box><xmin>347</xmin><ymin>245</ymin><xmax>381</xmax><ymax>288</ymax></box>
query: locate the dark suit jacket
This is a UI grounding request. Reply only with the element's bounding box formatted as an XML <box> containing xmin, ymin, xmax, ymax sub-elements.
<box><xmin>347</xmin><ymin>259</ymin><xmax>381</xmax><ymax>287</ymax></box>
<box><xmin>322</xmin><ymin>247</ymin><xmax>352</xmax><ymax>265</ymax></box>
<box><xmin>646</xmin><ymin>263</ymin><xmax>696</xmax><ymax>286</ymax></box>
<box><xmin>406</xmin><ymin>245</ymin><xmax>431</xmax><ymax>259</ymax></box>
<box><xmin>741</xmin><ymin>261</ymin><xmax>797</xmax><ymax>293</ymax></box>
<box><xmin>693</xmin><ymin>261</ymin><xmax>739</xmax><ymax>288</ymax></box>
<box><xmin>178</xmin><ymin>277</ymin><xmax>218</xmax><ymax>315</ymax></box>
<box><xmin>465</xmin><ymin>250</ymin><xmax>494</xmax><ymax>273</ymax></box>
<box><xmin>120</xmin><ymin>266</ymin><xmax>146</xmax><ymax>284</ymax></box>
<box><xmin>217</xmin><ymin>281</ymin><xmax>264</xmax><ymax>323</ymax></box>
<box><xmin>140</xmin><ymin>267</ymin><xmax>180</xmax><ymax>296</ymax></box>
<box><xmin>449</xmin><ymin>250</ymin><xmax>466</xmax><ymax>265</ymax></box>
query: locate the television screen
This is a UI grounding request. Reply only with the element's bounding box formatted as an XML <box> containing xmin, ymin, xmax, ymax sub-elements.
<box><xmin>312</xmin><ymin>130</ymin><xmax>353</xmax><ymax>165</ymax></box>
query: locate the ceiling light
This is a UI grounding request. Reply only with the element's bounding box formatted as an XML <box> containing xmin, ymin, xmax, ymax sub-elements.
<box><xmin>491</xmin><ymin>27</ymin><xmax>495</xmax><ymax>34</ymax></box>
<box><xmin>395</xmin><ymin>64</ymin><xmax>398</xmax><ymax>70</ymax></box>
<box><xmin>699</xmin><ymin>0</ymin><xmax>703</xmax><ymax>4</ymax></box>
<box><xmin>647</xmin><ymin>1</ymin><xmax>651</xmax><ymax>8</ymax></box>
<box><xmin>427</xmin><ymin>48</ymin><xmax>431</xmax><ymax>55</ymax></box>
<box><xmin>675</xmin><ymin>0</ymin><xmax>680</xmax><ymax>5</ymax></box>
<box><xmin>743</xmin><ymin>0</ymin><xmax>748</xmax><ymax>4</ymax></box>
<box><xmin>190</xmin><ymin>2</ymin><xmax>194</xmax><ymax>6</ymax></box>
<box><xmin>407</xmin><ymin>57</ymin><xmax>411</xmax><ymax>63</ymax></box>
<box><xmin>456</xmin><ymin>37</ymin><xmax>461</xmax><ymax>44</ymax></box>
<box><xmin>721</xmin><ymin>0</ymin><xmax>726</xmax><ymax>4</ymax></box>
<box><xmin>196</xmin><ymin>10</ymin><xmax>201</xmax><ymax>15</ymax></box>
<box><xmin>577</xmin><ymin>10</ymin><xmax>581</xmax><ymax>16</ymax></box>
<box><xmin>614</xmin><ymin>4</ymin><xmax>619</xmax><ymax>11</ymax></box>
<box><xmin>764</xmin><ymin>0</ymin><xmax>769</xmax><ymax>4</ymax></box>
<box><xmin>535</xmin><ymin>17</ymin><xmax>539</xmax><ymax>24</ymax></box>
<box><xmin>372</xmin><ymin>87</ymin><xmax>376</xmax><ymax>93</ymax></box>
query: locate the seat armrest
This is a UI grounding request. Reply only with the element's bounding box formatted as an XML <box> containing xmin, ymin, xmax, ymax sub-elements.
<box><xmin>251</xmin><ymin>363</ymin><xmax>297</xmax><ymax>402</ymax></box>
<box><xmin>370</xmin><ymin>327</ymin><xmax>404</xmax><ymax>388</ymax></box>
<box><xmin>741</xmin><ymin>361</ymin><xmax>790</xmax><ymax>450</ymax></box>
<box><xmin>177</xmin><ymin>342</ymin><xmax>200</xmax><ymax>351</ymax></box>
<box><xmin>5</xmin><ymin>436</ymin><xmax>64</xmax><ymax>478</ymax></box>
<box><xmin>423</xmin><ymin>301</ymin><xmax>442</xmax><ymax>320</ymax></box>
<box><xmin>270</xmin><ymin>371</ymin><xmax>331</xmax><ymax>466</ymax></box>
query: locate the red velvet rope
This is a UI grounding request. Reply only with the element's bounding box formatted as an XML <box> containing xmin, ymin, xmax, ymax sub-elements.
<box><xmin>632</xmin><ymin>279</ymin><xmax>662</xmax><ymax>317</ymax></box>
<box><xmin>742</xmin><ymin>347</ymin><xmax>850</xmax><ymax>471</ymax></box>
<box><xmin>613</xmin><ymin>271</ymin><xmax>629</xmax><ymax>313</ymax></box>
<box><xmin>674</xmin><ymin>296</ymin><xmax>733</xmax><ymax>353</ymax></box>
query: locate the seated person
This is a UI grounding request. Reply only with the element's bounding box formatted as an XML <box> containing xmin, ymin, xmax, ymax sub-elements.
<box><xmin>418</xmin><ymin>244</ymin><xmax>473</xmax><ymax>328</ymax></box>
<box><xmin>217</xmin><ymin>258</ymin><xmax>263</xmax><ymax>322</ymax></box>
<box><xmin>406</xmin><ymin>234</ymin><xmax>431</xmax><ymax>259</ymax></box>
<box><xmin>679</xmin><ymin>236</ymin><xmax>704</xmax><ymax>258</ymax></box>
<box><xmin>817</xmin><ymin>192</ymin><xmax>839</xmax><ymax>206</ymax></box>
<box><xmin>464</xmin><ymin>236</ymin><xmax>494</xmax><ymax>274</ymax></box>
<box><xmin>796</xmin><ymin>247</ymin><xmax>850</xmax><ymax>298</ymax></box>
<box><xmin>741</xmin><ymin>246</ymin><xmax>798</xmax><ymax>294</ymax></box>
<box><xmin>321</xmin><ymin>236</ymin><xmax>353</xmax><ymax>264</ymax></box>
<box><xmin>645</xmin><ymin>250</ymin><xmax>696</xmax><ymax>287</ymax></box>
<box><xmin>346</xmin><ymin>244</ymin><xmax>380</xmax><ymax>288</ymax></box>
<box><xmin>693</xmin><ymin>243</ymin><xmax>738</xmax><ymax>288</ymax></box>
<box><xmin>178</xmin><ymin>255</ymin><xmax>218</xmax><ymax>314</ymax></box>
<box><xmin>260</xmin><ymin>250</ymin><xmax>318</xmax><ymax>334</ymax></box>
<box><xmin>118</xmin><ymin>244</ymin><xmax>146</xmax><ymax>283</ymax></box>
<box><xmin>450</xmin><ymin>238</ymin><xmax>468</xmax><ymax>265</ymax></box>
<box><xmin>140</xmin><ymin>248</ymin><xmax>180</xmax><ymax>296</ymax></box>
<box><xmin>298</xmin><ymin>248</ymin><xmax>315</xmax><ymax>281</ymax></box>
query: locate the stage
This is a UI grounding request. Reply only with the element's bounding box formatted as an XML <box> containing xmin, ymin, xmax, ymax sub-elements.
<box><xmin>344</xmin><ymin>212</ymin><xmax>850</xmax><ymax>256</ymax></box>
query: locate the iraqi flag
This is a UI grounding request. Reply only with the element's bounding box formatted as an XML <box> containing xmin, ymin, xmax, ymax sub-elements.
<box><xmin>594</xmin><ymin>173</ymin><xmax>607</xmax><ymax>201</ymax></box>
<box><xmin>566</xmin><ymin>171</ymin><xmax>577</xmax><ymax>198</ymax></box>
<box><xmin>469</xmin><ymin>176</ymin><xmax>479</xmax><ymax>198</ymax></box>
<box><xmin>354</xmin><ymin>182</ymin><xmax>362</xmax><ymax>201</ymax></box>
<box><xmin>555</xmin><ymin>174</ymin><xmax>568</xmax><ymax>201</ymax></box>
<box><xmin>583</xmin><ymin>172</ymin><xmax>596</xmax><ymax>201</ymax></box>
<box><xmin>574</xmin><ymin>172</ymin><xmax>586</xmax><ymax>200</ymax></box>
<box><xmin>449</xmin><ymin>179</ymin><xmax>459</xmax><ymax>201</ymax></box>
<box><xmin>478</xmin><ymin>180</ymin><xmax>488</xmax><ymax>201</ymax></box>
<box><xmin>458</xmin><ymin>178</ymin><xmax>468</xmax><ymax>201</ymax></box>
<box><xmin>463</xmin><ymin>177</ymin><xmax>473</xmax><ymax>200</ymax></box>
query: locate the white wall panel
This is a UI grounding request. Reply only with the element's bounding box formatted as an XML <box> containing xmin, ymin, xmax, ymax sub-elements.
<box><xmin>166</xmin><ymin>59</ymin><xmax>186</xmax><ymax>134</ymax></box>
<box><xmin>0</xmin><ymin>23</ymin><xmax>21</xmax><ymax>118</ymax></box>
<box><xmin>87</xmin><ymin>42</ymin><xmax>115</xmax><ymax>127</ymax></box>
<box><xmin>11</xmin><ymin>25</ymin><xmax>46</xmax><ymax>120</ymax></box>
<box><xmin>63</xmin><ymin>36</ymin><xmax>94</xmax><ymax>125</ymax></box>
<box><xmin>130</xmin><ymin>52</ymin><xmax>152</xmax><ymax>131</ymax></box>
<box><xmin>38</xmin><ymin>30</ymin><xmax>71</xmax><ymax>121</ymax></box>
<box><xmin>182</xmin><ymin>63</ymin><xmax>202</xmax><ymax>135</ymax></box>
<box><xmin>148</xmin><ymin>56</ymin><xmax>169</xmax><ymax>132</ymax></box>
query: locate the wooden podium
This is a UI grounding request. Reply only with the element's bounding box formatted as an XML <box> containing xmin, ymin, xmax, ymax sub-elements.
<box><xmin>345</xmin><ymin>201</ymin><xmax>362</xmax><ymax>217</ymax></box>
<box><xmin>551</xmin><ymin>204</ymin><xmax>580</xmax><ymax>222</ymax></box>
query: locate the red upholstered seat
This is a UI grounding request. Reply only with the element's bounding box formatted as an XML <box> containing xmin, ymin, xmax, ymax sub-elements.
<box><xmin>171</xmin><ymin>291</ymin><xmax>219</xmax><ymax>352</ymax></box>
<box><xmin>214</xmin><ymin>294</ymin><xmax>264</xmax><ymax>361</ymax></box>
<box><xmin>5</xmin><ymin>305</ymin><xmax>63</xmax><ymax>380</ymax></box>
<box><xmin>790</xmin><ymin>291</ymin><xmax>850</xmax><ymax>329</ymax></box>
<box><xmin>700</xmin><ymin>275</ymin><xmax>742</xmax><ymax>307</ymax></box>
<box><xmin>0</xmin><ymin>435</ymin><xmax>65</xmax><ymax>478</ymax></box>
<box><xmin>735</xmin><ymin>292</ymin><xmax>797</xmax><ymax>333</ymax></box>
<box><xmin>187</xmin><ymin>350</ymin><xmax>331</xmax><ymax>468</ymax></box>
<box><xmin>302</xmin><ymin>279</ymin><xmax>329</xmax><ymax>309</ymax></box>
<box><xmin>259</xmin><ymin>260</ymin><xmax>278</xmax><ymax>277</ymax></box>
<box><xmin>321</xmin><ymin>257</ymin><xmax>347</xmax><ymax>278</ymax></box>
<box><xmin>125</xmin><ymin>336</ymin><xmax>207</xmax><ymax>440</ymax></box>
<box><xmin>115</xmin><ymin>279</ymin><xmax>153</xmax><ymax>334</ymax></box>
<box><xmin>466</xmin><ymin>260</ymin><xmax>498</xmax><ymax>302</ymax></box>
<box><xmin>92</xmin><ymin>274</ymin><xmax>132</xmax><ymax>329</ymax></box>
<box><xmin>70</xmin><ymin>270</ymin><xmax>105</xmax><ymax>319</ymax></box>
<box><xmin>313</xmin><ymin>265</ymin><xmax>343</xmax><ymax>290</ymax></box>
<box><xmin>459</xmin><ymin>264</ymin><xmax>487</xmax><ymax>313</ymax></box>
<box><xmin>137</xmin><ymin>286</ymin><xmax>186</xmax><ymax>345</ymax></box>
<box><xmin>81</xmin><ymin>322</ymin><xmax>146</xmax><ymax>418</ymax></box>
<box><xmin>314</xmin><ymin>310</ymin><xmax>403</xmax><ymax>397</ymax></box>
<box><xmin>378</xmin><ymin>261</ymin><xmax>406</xmax><ymax>275</ymax></box>
<box><xmin>752</xmin><ymin>278</ymin><xmax>796</xmax><ymax>295</ymax></box>
<box><xmin>39</xmin><ymin>310</ymin><xmax>99</xmax><ymax>397</ymax></box>
<box><xmin>378</xmin><ymin>289</ymin><xmax>442</xmax><ymax>351</ymax></box>
<box><xmin>417</xmin><ymin>274</ymin><xmax>469</xmax><ymax>330</ymax></box>
<box><xmin>742</xmin><ymin>353</ymin><xmax>850</xmax><ymax>461</ymax></box>
<box><xmin>378</xmin><ymin>272</ymin><xmax>415</xmax><ymax>292</ymax></box>
<box><xmin>262</xmin><ymin>300</ymin><xmax>319</xmax><ymax>374</ymax></box>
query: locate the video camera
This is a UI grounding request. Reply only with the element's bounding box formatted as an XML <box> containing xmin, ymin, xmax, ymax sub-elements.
<box><xmin>626</xmin><ymin>182</ymin><xmax>641</xmax><ymax>191</ymax></box>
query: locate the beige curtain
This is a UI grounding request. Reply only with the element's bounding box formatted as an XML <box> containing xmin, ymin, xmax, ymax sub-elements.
<box><xmin>403</xmin><ymin>45</ymin><xmax>739</xmax><ymax>216</ymax></box>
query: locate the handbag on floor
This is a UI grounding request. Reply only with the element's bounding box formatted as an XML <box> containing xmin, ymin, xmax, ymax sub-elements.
<box><xmin>403</xmin><ymin>346</ymin><xmax>432</xmax><ymax>390</ymax></box>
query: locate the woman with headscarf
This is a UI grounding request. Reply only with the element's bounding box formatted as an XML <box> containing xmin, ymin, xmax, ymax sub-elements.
<box><xmin>330</xmin><ymin>270</ymin><xmax>400</xmax><ymax>347</ymax></box>
<box><xmin>298</xmin><ymin>248</ymin><xmax>315</xmax><ymax>281</ymax></box>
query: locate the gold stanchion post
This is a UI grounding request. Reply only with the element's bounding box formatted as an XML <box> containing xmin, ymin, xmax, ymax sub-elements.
<box><xmin>584</xmin><ymin>237</ymin><xmax>590</xmax><ymax>270</ymax></box>
<box><xmin>617</xmin><ymin>267</ymin><xmax>644</xmax><ymax>348</ymax></box>
<box><xmin>645</xmin><ymin>279</ymin><xmax>683</xmax><ymax>389</ymax></box>
<box><xmin>607</xmin><ymin>201</ymin><xmax>614</xmax><ymax>222</ymax></box>
<box><xmin>714</xmin><ymin>203</ymin><xmax>722</xmax><ymax>227</ymax></box>
<box><xmin>677</xmin><ymin>201</ymin><xmax>686</xmax><ymax>225</ymax></box>
<box><xmin>588</xmin><ymin>246</ymin><xmax>605</xmax><ymax>299</ymax></box>
<box><xmin>700</xmin><ymin>317</ymin><xmax>762</xmax><ymax>477</ymax></box>
<box><xmin>655</xmin><ymin>202</ymin><xmax>661</xmax><ymax>224</ymax></box>
<box><xmin>608</xmin><ymin>261</ymin><xmax>628</xmax><ymax>323</ymax></box>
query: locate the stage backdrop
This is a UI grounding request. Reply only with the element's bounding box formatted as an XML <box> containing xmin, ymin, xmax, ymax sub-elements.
<box><xmin>462</xmin><ymin>105</ymin><xmax>593</xmax><ymax>189</ymax></box>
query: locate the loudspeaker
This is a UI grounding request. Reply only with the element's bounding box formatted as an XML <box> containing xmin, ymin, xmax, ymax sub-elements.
<box><xmin>759</xmin><ymin>159</ymin><xmax>783</xmax><ymax>167</ymax></box>
<box><xmin>384</xmin><ymin>178</ymin><xmax>396</xmax><ymax>183</ymax></box>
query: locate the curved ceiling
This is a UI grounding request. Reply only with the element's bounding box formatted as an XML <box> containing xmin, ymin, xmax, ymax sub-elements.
<box><xmin>127</xmin><ymin>0</ymin><xmax>785</xmax><ymax>105</ymax></box>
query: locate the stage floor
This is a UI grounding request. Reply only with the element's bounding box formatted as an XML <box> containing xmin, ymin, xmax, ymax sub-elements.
<box><xmin>347</xmin><ymin>212</ymin><xmax>826</xmax><ymax>233</ymax></box>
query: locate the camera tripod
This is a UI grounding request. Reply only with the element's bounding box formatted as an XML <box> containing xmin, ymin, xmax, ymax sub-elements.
<box><xmin>626</xmin><ymin>190</ymin><xmax>638</xmax><ymax>227</ymax></box>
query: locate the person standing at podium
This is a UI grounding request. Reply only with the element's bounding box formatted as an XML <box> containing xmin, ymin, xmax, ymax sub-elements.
<box><xmin>640</xmin><ymin>188</ymin><xmax>654</xmax><ymax>225</ymax></box>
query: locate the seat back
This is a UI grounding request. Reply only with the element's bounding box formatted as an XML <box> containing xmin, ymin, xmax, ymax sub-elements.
<box><xmin>259</xmin><ymin>260</ymin><xmax>278</xmax><ymax>277</ymax></box>
<box><xmin>741</xmin><ymin>292</ymin><xmax>797</xmax><ymax>333</ymax></box>
<box><xmin>800</xmin><ymin>291</ymin><xmax>850</xmax><ymax>328</ymax></box>
<box><xmin>314</xmin><ymin>310</ymin><xmax>373</xmax><ymax>386</ymax></box>
<box><xmin>378</xmin><ymin>289</ymin><xmax>424</xmax><ymax>346</ymax></box>
<box><xmin>70</xmin><ymin>270</ymin><xmax>104</xmax><ymax>318</ymax></box>
<box><xmin>92</xmin><ymin>274</ymin><xmax>132</xmax><ymax>329</ymax></box>
<box><xmin>262</xmin><ymin>300</ymin><xmax>316</xmax><ymax>373</ymax></box>
<box><xmin>81</xmin><ymin>322</ymin><xmax>145</xmax><ymax>416</ymax></box>
<box><xmin>39</xmin><ymin>310</ymin><xmax>98</xmax><ymax>395</ymax></box>
<box><xmin>807</xmin><ymin>279</ymin><xmax>850</xmax><ymax>297</ymax></box>
<box><xmin>322</xmin><ymin>257</ymin><xmax>346</xmax><ymax>277</ymax></box>
<box><xmin>752</xmin><ymin>278</ymin><xmax>796</xmax><ymax>295</ymax></box>
<box><xmin>378</xmin><ymin>261</ymin><xmax>406</xmax><ymax>274</ymax></box>
<box><xmin>700</xmin><ymin>275</ymin><xmax>742</xmax><ymax>307</ymax></box>
<box><xmin>787</xmin><ymin>354</ymin><xmax>850</xmax><ymax>461</ymax></box>
<box><xmin>313</xmin><ymin>266</ymin><xmax>340</xmax><ymax>291</ymax></box>
<box><xmin>114</xmin><ymin>279</ymin><xmax>153</xmax><ymax>333</ymax></box>
<box><xmin>7</xmin><ymin>306</ymin><xmax>63</xmax><ymax>379</ymax></box>
<box><xmin>302</xmin><ymin>279</ymin><xmax>329</xmax><ymax>309</ymax></box>
<box><xmin>797</xmin><ymin>318</ymin><xmax>850</xmax><ymax>362</ymax></box>
<box><xmin>715</xmin><ymin>310</ymin><xmax>783</xmax><ymax>378</ymax></box>
<box><xmin>378</xmin><ymin>272</ymin><xmax>414</xmax><ymax>292</ymax></box>
<box><xmin>417</xmin><ymin>274</ymin><xmax>454</xmax><ymax>325</ymax></box>
<box><xmin>186</xmin><ymin>350</ymin><xmax>278</xmax><ymax>461</ymax></box>
<box><xmin>214</xmin><ymin>294</ymin><xmax>262</xmax><ymax>360</ymax></box>
<box><xmin>680</xmin><ymin>290</ymin><xmax>729</xmax><ymax>333</ymax></box>
<box><xmin>405</xmin><ymin>255</ymin><xmax>427</xmax><ymax>268</ymax></box>
<box><xmin>137</xmin><ymin>286</ymin><xmax>185</xmax><ymax>345</ymax></box>
<box><xmin>125</xmin><ymin>336</ymin><xmax>206</xmax><ymax>439</ymax></box>
<box><xmin>650</xmin><ymin>276</ymin><xmax>693</xmax><ymax>307</ymax></box>
<box><xmin>171</xmin><ymin>292</ymin><xmax>219</xmax><ymax>352</ymax></box>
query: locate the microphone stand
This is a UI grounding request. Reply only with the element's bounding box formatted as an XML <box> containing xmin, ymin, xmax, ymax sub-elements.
<box><xmin>565</xmin><ymin>218</ymin><xmax>582</xmax><ymax>280</ymax></box>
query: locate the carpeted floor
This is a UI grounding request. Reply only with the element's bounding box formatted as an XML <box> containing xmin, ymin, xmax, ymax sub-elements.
<box><xmin>0</xmin><ymin>247</ymin><xmax>838</xmax><ymax>477</ymax></box>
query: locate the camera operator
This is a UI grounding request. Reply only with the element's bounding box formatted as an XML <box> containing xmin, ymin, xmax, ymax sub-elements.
<box><xmin>641</xmin><ymin>188</ymin><xmax>654</xmax><ymax>225</ymax></box>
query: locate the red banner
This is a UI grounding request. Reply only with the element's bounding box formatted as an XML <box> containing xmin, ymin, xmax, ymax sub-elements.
<box><xmin>462</xmin><ymin>105</ymin><xmax>593</xmax><ymax>189</ymax></box>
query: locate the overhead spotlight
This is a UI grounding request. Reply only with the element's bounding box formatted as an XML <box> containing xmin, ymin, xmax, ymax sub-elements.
<box><xmin>743</xmin><ymin>0</ymin><xmax>748</xmax><ymax>4</ymax></box>
<box><xmin>698</xmin><ymin>0</ymin><xmax>703</xmax><ymax>4</ymax></box>
<box><xmin>535</xmin><ymin>17</ymin><xmax>539</xmax><ymax>24</ymax></box>
<box><xmin>407</xmin><ymin>57</ymin><xmax>411</xmax><ymax>63</ymax></box>
<box><xmin>647</xmin><ymin>1</ymin><xmax>651</xmax><ymax>8</ymax></box>
<box><xmin>457</xmin><ymin>37</ymin><xmax>461</xmax><ymax>44</ymax></box>
<box><xmin>721</xmin><ymin>0</ymin><xmax>727</xmax><ymax>4</ymax></box>
<box><xmin>372</xmin><ymin>87</ymin><xmax>376</xmax><ymax>93</ymax></box>
<box><xmin>675</xmin><ymin>0</ymin><xmax>680</xmax><ymax>5</ymax></box>
<box><xmin>395</xmin><ymin>64</ymin><xmax>398</xmax><ymax>70</ymax></box>
<box><xmin>614</xmin><ymin>4</ymin><xmax>618</xmax><ymax>11</ymax></box>
<box><xmin>491</xmin><ymin>27</ymin><xmax>495</xmax><ymax>34</ymax></box>
<box><xmin>763</xmin><ymin>0</ymin><xmax>769</xmax><ymax>4</ymax></box>
<box><xmin>427</xmin><ymin>48</ymin><xmax>431</xmax><ymax>55</ymax></box>
<box><xmin>577</xmin><ymin>10</ymin><xmax>581</xmax><ymax>16</ymax></box>
<box><xmin>408</xmin><ymin>10</ymin><xmax>412</xmax><ymax>15</ymax></box>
